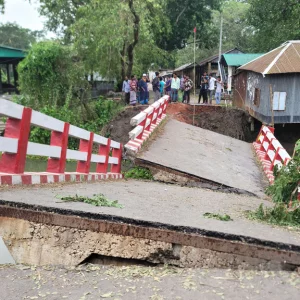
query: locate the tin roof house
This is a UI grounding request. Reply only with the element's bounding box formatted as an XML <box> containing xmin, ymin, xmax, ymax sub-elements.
<box><xmin>233</xmin><ymin>41</ymin><xmax>300</xmax><ymax>124</ymax></box>
<box><xmin>220</xmin><ymin>53</ymin><xmax>264</xmax><ymax>93</ymax></box>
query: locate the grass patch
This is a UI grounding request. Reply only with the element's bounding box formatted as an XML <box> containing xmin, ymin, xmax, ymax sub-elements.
<box><xmin>57</xmin><ymin>194</ymin><xmax>123</xmax><ymax>208</ymax></box>
<box><xmin>124</xmin><ymin>167</ymin><xmax>153</xmax><ymax>180</ymax></box>
<box><xmin>203</xmin><ymin>212</ymin><xmax>233</xmax><ymax>221</ymax></box>
<box><xmin>248</xmin><ymin>203</ymin><xmax>300</xmax><ymax>228</ymax></box>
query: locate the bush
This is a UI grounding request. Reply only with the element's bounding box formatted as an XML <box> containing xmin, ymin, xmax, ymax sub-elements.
<box><xmin>266</xmin><ymin>140</ymin><xmax>300</xmax><ymax>204</ymax></box>
<box><xmin>124</xmin><ymin>167</ymin><xmax>154</xmax><ymax>180</ymax></box>
<box><xmin>17</xmin><ymin>41</ymin><xmax>89</xmax><ymax>109</ymax></box>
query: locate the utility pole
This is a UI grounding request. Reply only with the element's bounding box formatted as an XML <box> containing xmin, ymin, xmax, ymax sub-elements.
<box><xmin>193</xmin><ymin>27</ymin><xmax>196</xmax><ymax>125</ymax></box>
<box><xmin>218</xmin><ymin>11</ymin><xmax>223</xmax><ymax>79</ymax></box>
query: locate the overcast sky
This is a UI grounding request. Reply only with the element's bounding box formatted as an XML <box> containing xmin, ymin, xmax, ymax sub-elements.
<box><xmin>1</xmin><ymin>0</ymin><xmax>46</xmax><ymax>31</ymax></box>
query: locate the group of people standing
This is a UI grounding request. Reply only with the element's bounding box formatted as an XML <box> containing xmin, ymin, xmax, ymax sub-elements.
<box><xmin>122</xmin><ymin>71</ymin><xmax>223</xmax><ymax>106</ymax></box>
<box><xmin>122</xmin><ymin>74</ymin><xmax>150</xmax><ymax>106</ymax></box>
<box><xmin>156</xmin><ymin>72</ymin><xmax>193</xmax><ymax>104</ymax></box>
<box><xmin>198</xmin><ymin>72</ymin><xmax>223</xmax><ymax>105</ymax></box>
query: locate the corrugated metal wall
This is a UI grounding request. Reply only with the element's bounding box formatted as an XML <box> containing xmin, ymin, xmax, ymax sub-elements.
<box><xmin>234</xmin><ymin>71</ymin><xmax>300</xmax><ymax>124</ymax></box>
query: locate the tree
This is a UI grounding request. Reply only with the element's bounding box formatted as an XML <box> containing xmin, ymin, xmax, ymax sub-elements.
<box><xmin>37</xmin><ymin>0</ymin><xmax>91</xmax><ymax>42</ymax></box>
<box><xmin>0</xmin><ymin>0</ymin><xmax>4</xmax><ymax>13</ymax></box>
<box><xmin>247</xmin><ymin>0</ymin><xmax>300</xmax><ymax>52</ymax></box>
<box><xmin>0</xmin><ymin>22</ymin><xmax>44</xmax><ymax>49</ymax></box>
<box><xmin>217</xmin><ymin>0</ymin><xmax>253</xmax><ymax>52</ymax></box>
<box><xmin>72</xmin><ymin>0</ymin><xmax>168</xmax><ymax>80</ymax></box>
<box><xmin>157</xmin><ymin>0</ymin><xmax>221</xmax><ymax>51</ymax></box>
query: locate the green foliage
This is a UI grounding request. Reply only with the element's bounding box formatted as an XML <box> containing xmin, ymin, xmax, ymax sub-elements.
<box><xmin>266</xmin><ymin>141</ymin><xmax>300</xmax><ymax>204</ymax></box>
<box><xmin>203</xmin><ymin>212</ymin><xmax>233</xmax><ymax>221</ymax></box>
<box><xmin>249</xmin><ymin>203</ymin><xmax>300</xmax><ymax>228</ymax></box>
<box><xmin>38</xmin><ymin>0</ymin><xmax>91</xmax><ymax>42</ymax></box>
<box><xmin>158</xmin><ymin>0</ymin><xmax>221</xmax><ymax>51</ymax></box>
<box><xmin>82</xmin><ymin>99</ymin><xmax>123</xmax><ymax>133</ymax></box>
<box><xmin>0</xmin><ymin>22</ymin><xmax>44</xmax><ymax>49</ymax></box>
<box><xmin>124</xmin><ymin>167</ymin><xmax>154</xmax><ymax>180</ymax></box>
<box><xmin>0</xmin><ymin>0</ymin><xmax>4</xmax><ymax>13</ymax></box>
<box><xmin>58</xmin><ymin>194</ymin><xmax>123</xmax><ymax>208</ymax></box>
<box><xmin>247</xmin><ymin>0</ymin><xmax>300</xmax><ymax>52</ymax></box>
<box><xmin>17</xmin><ymin>41</ymin><xmax>89</xmax><ymax>109</ymax></box>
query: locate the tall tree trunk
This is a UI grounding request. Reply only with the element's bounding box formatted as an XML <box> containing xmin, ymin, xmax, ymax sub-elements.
<box><xmin>120</xmin><ymin>42</ymin><xmax>126</xmax><ymax>80</ymax></box>
<box><xmin>126</xmin><ymin>0</ymin><xmax>140</xmax><ymax>77</ymax></box>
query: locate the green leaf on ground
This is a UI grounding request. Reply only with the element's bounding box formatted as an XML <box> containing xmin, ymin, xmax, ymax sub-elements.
<box><xmin>203</xmin><ymin>213</ymin><xmax>233</xmax><ymax>222</ymax></box>
<box><xmin>58</xmin><ymin>194</ymin><xmax>123</xmax><ymax>208</ymax></box>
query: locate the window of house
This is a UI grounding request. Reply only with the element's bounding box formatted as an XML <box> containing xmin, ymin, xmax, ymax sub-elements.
<box><xmin>254</xmin><ymin>88</ymin><xmax>261</xmax><ymax>106</ymax></box>
<box><xmin>273</xmin><ymin>92</ymin><xmax>287</xmax><ymax>111</ymax></box>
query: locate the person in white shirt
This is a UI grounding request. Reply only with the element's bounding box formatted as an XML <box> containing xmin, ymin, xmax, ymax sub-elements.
<box><xmin>171</xmin><ymin>73</ymin><xmax>180</xmax><ymax>102</ymax></box>
<box><xmin>215</xmin><ymin>76</ymin><xmax>224</xmax><ymax>105</ymax></box>
<box><xmin>208</xmin><ymin>74</ymin><xmax>217</xmax><ymax>104</ymax></box>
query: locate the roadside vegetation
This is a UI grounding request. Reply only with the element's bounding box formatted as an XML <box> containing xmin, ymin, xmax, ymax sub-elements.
<box><xmin>124</xmin><ymin>167</ymin><xmax>154</xmax><ymax>180</ymax></box>
<box><xmin>250</xmin><ymin>140</ymin><xmax>300</xmax><ymax>228</ymax></box>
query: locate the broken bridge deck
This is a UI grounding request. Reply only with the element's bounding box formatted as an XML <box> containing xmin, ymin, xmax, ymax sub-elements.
<box><xmin>139</xmin><ymin>119</ymin><xmax>265</xmax><ymax>196</ymax></box>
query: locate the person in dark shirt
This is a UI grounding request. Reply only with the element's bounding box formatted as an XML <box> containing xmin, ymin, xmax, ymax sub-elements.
<box><xmin>198</xmin><ymin>78</ymin><xmax>208</xmax><ymax>104</ymax></box>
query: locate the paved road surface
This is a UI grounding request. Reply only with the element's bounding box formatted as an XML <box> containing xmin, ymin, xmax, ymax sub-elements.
<box><xmin>1</xmin><ymin>264</ymin><xmax>299</xmax><ymax>300</ymax></box>
<box><xmin>1</xmin><ymin>180</ymin><xmax>300</xmax><ymax>247</ymax></box>
<box><xmin>139</xmin><ymin>119</ymin><xmax>265</xmax><ymax>196</ymax></box>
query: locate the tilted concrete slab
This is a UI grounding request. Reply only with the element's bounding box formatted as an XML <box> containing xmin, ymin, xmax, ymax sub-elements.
<box><xmin>139</xmin><ymin>119</ymin><xmax>265</xmax><ymax>196</ymax></box>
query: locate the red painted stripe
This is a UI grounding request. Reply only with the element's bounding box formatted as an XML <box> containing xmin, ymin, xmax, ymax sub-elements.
<box><xmin>53</xmin><ymin>175</ymin><xmax>59</xmax><ymax>183</ymax></box>
<box><xmin>40</xmin><ymin>175</ymin><xmax>48</xmax><ymax>184</ymax></box>
<box><xmin>65</xmin><ymin>174</ymin><xmax>71</xmax><ymax>182</ymax></box>
<box><xmin>21</xmin><ymin>175</ymin><xmax>32</xmax><ymax>185</ymax></box>
<box><xmin>1</xmin><ymin>176</ymin><xmax>12</xmax><ymax>185</ymax></box>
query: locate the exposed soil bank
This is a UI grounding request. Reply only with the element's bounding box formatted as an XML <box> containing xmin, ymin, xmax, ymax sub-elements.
<box><xmin>166</xmin><ymin>103</ymin><xmax>259</xmax><ymax>142</ymax></box>
<box><xmin>101</xmin><ymin>105</ymin><xmax>148</xmax><ymax>146</ymax></box>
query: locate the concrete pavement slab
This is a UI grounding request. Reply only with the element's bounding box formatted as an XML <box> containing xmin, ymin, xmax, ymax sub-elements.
<box><xmin>139</xmin><ymin>119</ymin><xmax>265</xmax><ymax>196</ymax></box>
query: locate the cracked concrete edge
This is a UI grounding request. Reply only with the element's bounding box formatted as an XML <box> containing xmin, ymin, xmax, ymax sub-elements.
<box><xmin>1</xmin><ymin>200</ymin><xmax>300</xmax><ymax>255</ymax></box>
<box><xmin>0</xmin><ymin>217</ymin><xmax>297</xmax><ymax>270</ymax></box>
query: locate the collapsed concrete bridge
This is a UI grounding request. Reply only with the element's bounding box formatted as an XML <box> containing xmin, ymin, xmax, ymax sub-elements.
<box><xmin>0</xmin><ymin>97</ymin><xmax>300</xmax><ymax>270</ymax></box>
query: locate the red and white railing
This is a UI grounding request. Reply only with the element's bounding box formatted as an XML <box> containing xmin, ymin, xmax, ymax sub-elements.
<box><xmin>0</xmin><ymin>98</ymin><xmax>123</xmax><ymax>185</ymax></box>
<box><xmin>253</xmin><ymin>125</ymin><xmax>291</xmax><ymax>184</ymax></box>
<box><xmin>125</xmin><ymin>96</ymin><xmax>169</xmax><ymax>153</ymax></box>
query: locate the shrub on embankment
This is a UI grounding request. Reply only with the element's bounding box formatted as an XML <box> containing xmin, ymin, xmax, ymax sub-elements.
<box><xmin>250</xmin><ymin>140</ymin><xmax>300</xmax><ymax>228</ymax></box>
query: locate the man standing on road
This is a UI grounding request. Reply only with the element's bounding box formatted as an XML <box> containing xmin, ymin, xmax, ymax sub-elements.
<box><xmin>208</xmin><ymin>74</ymin><xmax>217</xmax><ymax>104</ymax></box>
<box><xmin>152</xmin><ymin>71</ymin><xmax>161</xmax><ymax>102</ymax></box>
<box><xmin>183</xmin><ymin>75</ymin><xmax>193</xmax><ymax>104</ymax></box>
<box><xmin>215</xmin><ymin>76</ymin><xmax>223</xmax><ymax>105</ymax></box>
<box><xmin>171</xmin><ymin>73</ymin><xmax>180</xmax><ymax>102</ymax></box>
<box><xmin>122</xmin><ymin>76</ymin><xmax>130</xmax><ymax>105</ymax></box>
